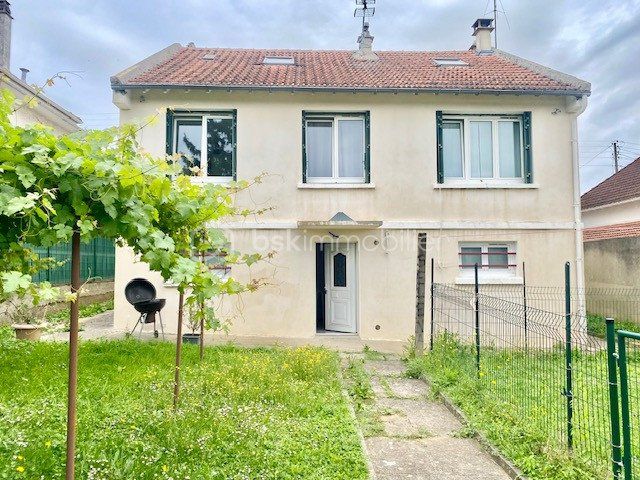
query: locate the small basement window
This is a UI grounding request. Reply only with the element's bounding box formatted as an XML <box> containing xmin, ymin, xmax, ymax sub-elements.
<box><xmin>263</xmin><ymin>56</ymin><xmax>295</xmax><ymax>65</ymax></box>
<box><xmin>433</xmin><ymin>58</ymin><xmax>468</xmax><ymax>67</ymax></box>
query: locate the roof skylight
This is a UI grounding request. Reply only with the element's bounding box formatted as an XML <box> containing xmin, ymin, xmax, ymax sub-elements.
<box><xmin>433</xmin><ymin>58</ymin><xmax>468</xmax><ymax>67</ymax></box>
<box><xmin>263</xmin><ymin>56</ymin><xmax>295</xmax><ymax>65</ymax></box>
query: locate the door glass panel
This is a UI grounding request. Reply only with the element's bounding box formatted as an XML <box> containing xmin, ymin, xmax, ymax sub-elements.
<box><xmin>470</xmin><ymin>121</ymin><xmax>493</xmax><ymax>178</ymax></box>
<box><xmin>498</xmin><ymin>121</ymin><xmax>522</xmax><ymax>178</ymax></box>
<box><xmin>460</xmin><ymin>246</ymin><xmax>482</xmax><ymax>269</ymax></box>
<box><xmin>338</xmin><ymin>119</ymin><xmax>365</xmax><ymax>178</ymax></box>
<box><xmin>307</xmin><ymin>121</ymin><xmax>333</xmax><ymax>178</ymax></box>
<box><xmin>175</xmin><ymin>120</ymin><xmax>202</xmax><ymax>175</ymax></box>
<box><xmin>442</xmin><ymin>121</ymin><xmax>463</xmax><ymax>178</ymax></box>
<box><xmin>488</xmin><ymin>246</ymin><xmax>509</xmax><ymax>268</ymax></box>
<box><xmin>206</xmin><ymin>117</ymin><xmax>234</xmax><ymax>177</ymax></box>
<box><xmin>333</xmin><ymin>253</ymin><xmax>347</xmax><ymax>287</ymax></box>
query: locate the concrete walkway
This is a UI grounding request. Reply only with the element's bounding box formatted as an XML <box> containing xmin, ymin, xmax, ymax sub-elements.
<box><xmin>354</xmin><ymin>356</ymin><xmax>511</xmax><ymax>480</ymax></box>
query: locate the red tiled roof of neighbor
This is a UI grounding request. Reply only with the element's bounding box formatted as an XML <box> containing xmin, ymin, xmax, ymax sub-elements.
<box><xmin>111</xmin><ymin>45</ymin><xmax>590</xmax><ymax>95</ymax></box>
<box><xmin>583</xmin><ymin>221</ymin><xmax>640</xmax><ymax>242</ymax></box>
<box><xmin>581</xmin><ymin>157</ymin><xmax>640</xmax><ymax>210</ymax></box>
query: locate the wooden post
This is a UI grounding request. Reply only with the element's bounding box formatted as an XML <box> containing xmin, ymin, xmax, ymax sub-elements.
<box><xmin>414</xmin><ymin>233</ymin><xmax>427</xmax><ymax>356</ymax></box>
<box><xmin>65</xmin><ymin>230</ymin><xmax>81</xmax><ymax>480</ymax></box>
<box><xmin>173</xmin><ymin>289</ymin><xmax>185</xmax><ymax>410</ymax></box>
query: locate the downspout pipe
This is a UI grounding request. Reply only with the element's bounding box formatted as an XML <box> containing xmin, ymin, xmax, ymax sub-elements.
<box><xmin>566</xmin><ymin>95</ymin><xmax>588</xmax><ymax>321</ymax></box>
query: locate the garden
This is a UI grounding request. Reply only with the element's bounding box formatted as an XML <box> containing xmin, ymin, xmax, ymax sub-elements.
<box><xmin>0</xmin><ymin>329</ymin><xmax>368</xmax><ymax>479</ymax></box>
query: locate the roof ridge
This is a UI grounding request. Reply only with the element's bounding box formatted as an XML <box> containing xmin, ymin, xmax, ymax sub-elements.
<box><xmin>194</xmin><ymin>46</ymin><xmax>482</xmax><ymax>55</ymax></box>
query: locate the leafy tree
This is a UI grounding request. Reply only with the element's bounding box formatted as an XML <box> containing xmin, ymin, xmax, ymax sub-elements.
<box><xmin>0</xmin><ymin>89</ymin><xmax>265</xmax><ymax>478</ymax></box>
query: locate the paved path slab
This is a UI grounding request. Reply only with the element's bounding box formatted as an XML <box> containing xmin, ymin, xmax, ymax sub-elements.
<box><xmin>352</xmin><ymin>357</ymin><xmax>511</xmax><ymax>480</ymax></box>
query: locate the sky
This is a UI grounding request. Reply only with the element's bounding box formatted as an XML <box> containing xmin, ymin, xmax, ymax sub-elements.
<box><xmin>8</xmin><ymin>0</ymin><xmax>640</xmax><ymax>192</ymax></box>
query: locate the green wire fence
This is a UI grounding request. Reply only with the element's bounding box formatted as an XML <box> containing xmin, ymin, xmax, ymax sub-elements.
<box><xmin>30</xmin><ymin>237</ymin><xmax>115</xmax><ymax>285</ymax></box>
<box><xmin>427</xmin><ymin>261</ymin><xmax>640</xmax><ymax>479</ymax></box>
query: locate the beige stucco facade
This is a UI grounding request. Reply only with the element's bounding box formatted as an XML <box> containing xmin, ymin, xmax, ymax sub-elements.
<box><xmin>113</xmin><ymin>90</ymin><xmax>584</xmax><ymax>351</ymax></box>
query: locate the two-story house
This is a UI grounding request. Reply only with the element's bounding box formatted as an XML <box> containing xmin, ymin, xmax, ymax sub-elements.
<box><xmin>110</xmin><ymin>19</ymin><xmax>590</xmax><ymax>351</ymax></box>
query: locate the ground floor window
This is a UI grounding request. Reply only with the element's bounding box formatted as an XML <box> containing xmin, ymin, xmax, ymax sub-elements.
<box><xmin>458</xmin><ymin>242</ymin><xmax>517</xmax><ymax>278</ymax></box>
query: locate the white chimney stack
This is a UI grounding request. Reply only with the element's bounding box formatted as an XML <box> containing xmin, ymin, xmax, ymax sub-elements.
<box><xmin>353</xmin><ymin>22</ymin><xmax>378</xmax><ymax>61</ymax></box>
<box><xmin>0</xmin><ymin>1</ymin><xmax>10</xmax><ymax>70</ymax></box>
<box><xmin>471</xmin><ymin>18</ymin><xmax>494</xmax><ymax>52</ymax></box>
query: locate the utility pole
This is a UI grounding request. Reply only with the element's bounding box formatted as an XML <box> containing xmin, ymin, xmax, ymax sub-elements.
<box><xmin>613</xmin><ymin>140</ymin><xmax>620</xmax><ymax>173</ymax></box>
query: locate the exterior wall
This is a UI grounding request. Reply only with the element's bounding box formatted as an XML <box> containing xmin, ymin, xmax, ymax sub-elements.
<box><xmin>582</xmin><ymin>198</ymin><xmax>640</xmax><ymax>228</ymax></box>
<box><xmin>4</xmin><ymin>79</ymin><xmax>80</xmax><ymax>134</ymax></box>
<box><xmin>119</xmin><ymin>90</ymin><xmax>577</xmax><ymax>225</ymax></box>
<box><xmin>113</xmin><ymin>89</ymin><xmax>582</xmax><ymax>350</ymax></box>
<box><xmin>584</xmin><ymin>237</ymin><xmax>640</xmax><ymax>289</ymax></box>
<box><xmin>114</xmin><ymin>228</ymin><xmax>577</xmax><ymax>347</ymax></box>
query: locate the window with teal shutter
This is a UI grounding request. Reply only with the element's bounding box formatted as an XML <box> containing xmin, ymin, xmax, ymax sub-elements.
<box><xmin>165</xmin><ymin>109</ymin><xmax>237</xmax><ymax>180</ymax></box>
<box><xmin>436</xmin><ymin>111</ymin><xmax>532</xmax><ymax>184</ymax></box>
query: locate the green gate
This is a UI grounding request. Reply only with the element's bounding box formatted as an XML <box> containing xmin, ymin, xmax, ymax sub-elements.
<box><xmin>30</xmin><ymin>237</ymin><xmax>115</xmax><ymax>285</ymax></box>
<box><xmin>607</xmin><ymin>320</ymin><xmax>640</xmax><ymax>479</ymax></box>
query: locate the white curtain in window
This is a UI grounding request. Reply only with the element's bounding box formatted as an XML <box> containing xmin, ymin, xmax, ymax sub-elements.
<box><xmin>307</xmin><ymin>121</ymin><xmax>333</xmax><ymax>178</ymax></box>
<box><xmin>498</xmin><ymin>121</ymin><xmax>522</xmax><ymax>178</ymax></box>
<box><xmin>470</xmin><ymin>121</ymin><xmax>493</xmax><ymax>178</ymax></box>
<box><xmin>338</xmin><ymin>119</ymin><xmax>365</xmax><ymax>178</ymax></box>
<box><xmin>442</xmin><ymin>122</ymin><xmax>463</xmax><ymax>178</ymax></box>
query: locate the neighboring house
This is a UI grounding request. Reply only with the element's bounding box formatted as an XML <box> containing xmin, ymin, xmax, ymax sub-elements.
<box><xmin>110</xmin><ymin>18</ymin><xmax>590</xmax><ymax>350</ymax></box>
<box><xmin>0</xmin><ymin>1</ymin><xmax>81</xmax><ymax>134</ymax></box>
<box><xmin>582</xmin><ymin>157</ymin><xmax>640</xmax><ymax>289</ymax></box>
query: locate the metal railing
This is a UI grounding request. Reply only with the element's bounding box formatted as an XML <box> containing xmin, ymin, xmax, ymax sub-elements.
<box><xmin>427</xmin><ymin>261</ymin><xmax>639</xmax><ymax>478</ymax></box>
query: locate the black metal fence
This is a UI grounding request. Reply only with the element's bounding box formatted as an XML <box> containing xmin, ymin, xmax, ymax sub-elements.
<box><xmin>427</xmin><ymin>262</ymin><xmax>640</xmax><ymax>478</ymax></box>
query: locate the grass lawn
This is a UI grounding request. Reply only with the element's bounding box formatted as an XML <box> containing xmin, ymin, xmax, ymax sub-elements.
<box><xmin>407</xmin><ymin>334</ymin><xmax>640</xmax><ymax>480</ymax></box>
<box><xmin>0</xmin><ymin>330</ymin><xmax>368</xmax><ymax>479</ymax></box>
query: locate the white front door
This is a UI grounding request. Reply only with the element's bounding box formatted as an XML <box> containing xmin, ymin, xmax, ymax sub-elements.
<box><xmin>325</xmin><ymin>244</ymin><xmax>357</xmax><ymax>333</ymax></box>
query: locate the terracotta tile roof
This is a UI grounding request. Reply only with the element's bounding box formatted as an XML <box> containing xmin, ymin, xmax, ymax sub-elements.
<box><xmin>581</xmin><ymin>157</ymin><xmax>640</xmax><ymax>210</ymax></box>
<box><xmin>111</xmin><ymin>44</ymin><xmax>590</xmax><ymax>96</ymax></box>
<box><xmin>583</xmin><ymin>221</ymin><xmax>640</xmax><ymax>242</ymax></box>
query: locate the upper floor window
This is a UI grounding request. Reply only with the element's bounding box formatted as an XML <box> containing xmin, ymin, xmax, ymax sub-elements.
<box><xmin>303</xmin><ymin>112</ymin><xmax>370</xmax><ymax>184</ymax></box>
<box><xmin>168</xmin><ymin>110</ymin><xmax>237</xmax><ymax>181</ymax></box>
<box><xmin>436</xmin><ymin>112</ymin><xmax>532</xmax><ymax>185</ymax></box>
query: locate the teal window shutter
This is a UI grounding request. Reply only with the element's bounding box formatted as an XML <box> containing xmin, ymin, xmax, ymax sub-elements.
<box><xmin>436</xmin><ymin>110</ymin><xmax>444</xmax><ymax>183</ymax></box>
<box><xmin>165</xmin><ymin>109</ymin><xmax>174</xmax><ymax>157</ymax></box>
<box><xmin>364</xmin><ymin>111</ymin><xmax>371</xmax><ymax>183</ymax></box>
<box><xmin>302</xmin><ymin>111</ymin><xmax>307</xmax><ymax>183</ymax></box>
<box><xmin>232</xmin><ymin>109</ymin><xmax>238</xmax><ymax>181</ymax></box>
<box><xmin>523</xmin><ymin>111</ymin><xmax>533</xmax><ymax>183</ymax></box>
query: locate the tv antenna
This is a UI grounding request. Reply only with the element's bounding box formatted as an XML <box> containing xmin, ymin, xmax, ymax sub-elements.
<box><xmin>354</xmin><ymin>0</ymin><xmax>376</xmax><ymax>30</ymax></box>
<box><xmin>484</xmin><ymin>0</ymin><xmax>509</xmax><ymax>48</ymax></box>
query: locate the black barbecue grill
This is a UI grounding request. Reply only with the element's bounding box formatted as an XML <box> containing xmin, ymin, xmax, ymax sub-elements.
<box><xmin>125</xmin><ymin>278</ymin><xmax>166</xmax><ymax>338</ymax></box>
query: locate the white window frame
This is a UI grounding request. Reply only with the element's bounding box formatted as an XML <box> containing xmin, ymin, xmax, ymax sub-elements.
<box><xmin>458</xmin><ymin>242</ymin><xmax>517</xmax><ymax>279</ymax></box>
<box><xmin>305</xmin><ymin>116</ymin><xmax>366</xmax><ymax>184</ymax></box>
<box><xmin>442</xmin><ymin>115</ymin><xmax>525</xmax><ymax>185</ymax></box>
<box><xmin>173</xmin><ymin>113</ymin><xmax>235</xmax><ymax>183</ymax></box>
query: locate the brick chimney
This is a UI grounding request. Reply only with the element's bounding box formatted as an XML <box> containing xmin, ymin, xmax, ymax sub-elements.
<box><xmin>0</xmin><ymin>1</ymin><xmax>11</xmax><ymax>70</ymax></box>
<box><xmin>471</xmin><ymin>18</ymin><xmax>494</xmax><ymax>52</ymax></box>
<box><xmin>353</xmin><ymin>22</ymin><xmax>378</xmax><ymax>61</ymax></box>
